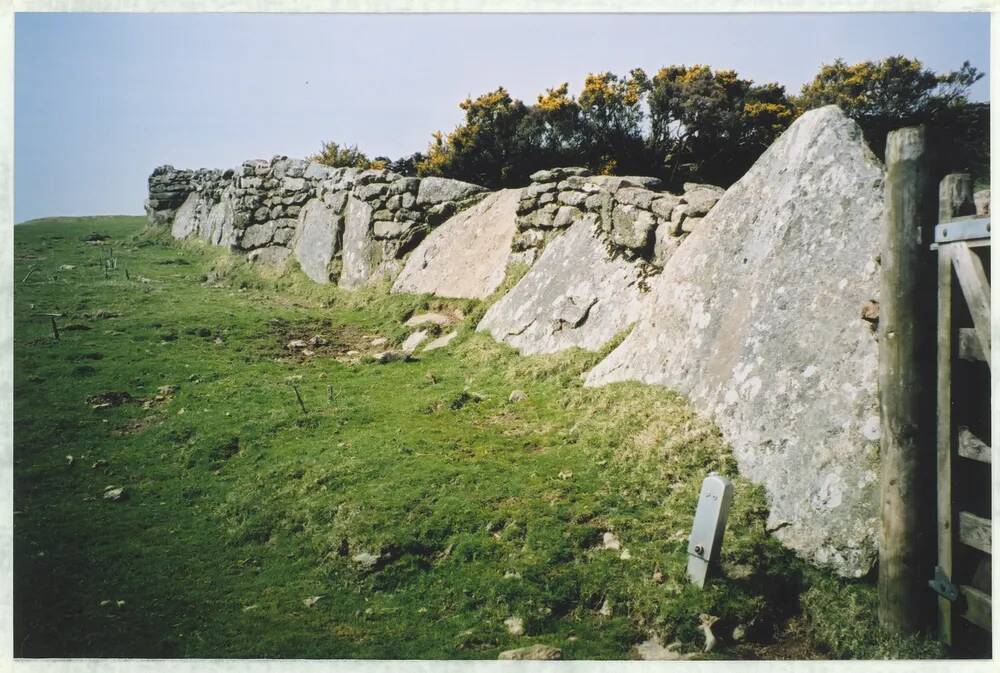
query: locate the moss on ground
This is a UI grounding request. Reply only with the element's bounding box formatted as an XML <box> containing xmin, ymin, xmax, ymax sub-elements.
<box><xmin>12</xmin><ymin>216</ymin><xmax>944</xmax><ymax>659</ymax></box>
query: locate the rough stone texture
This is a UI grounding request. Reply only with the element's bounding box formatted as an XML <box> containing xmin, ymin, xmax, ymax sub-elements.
<box><xmin>513</xmin><ymin>168</ymin><xmax>721</xmax><ymax>265</ymax></box>
<box><xmin>392</xmin><ymin>189</ymin><xmax>522</xmax><ymax>299</ymax></box>
<box><xmin>170</xmin><ymin>192</ymin><xmax>201</xmax><ymax>240</ymax></box>
<box><xmin>477</xmin><ymin>218</ymin><xmax>651</xmax><ymax>355</ymax></box>
<box><xmin>416</xmin><ymin>176</ymin><xmax>486</xmax><ymax>206</ymax></box>
<box><xmin>339</xmin><ymin>197</ymin><xmax>381</xmax><ymax>289</ymax></box>
<box><xmin>149</xmin><ymin>157</ymin><xmax>489</xmax><ymax>285</ymax></box>
<box><xmin>294</xmin><ymin>199</ymin><xmax>342</xmax><ymax>284</ymax></box>
<box><xmin>585</xmin><ymin>106</ymin><xmax>884</xmax><ymax>577</ymax></box>
<box><xmin>975</xmin><ymin>188</ymin><xmax>990</xmax><ymax>216</ymax></box>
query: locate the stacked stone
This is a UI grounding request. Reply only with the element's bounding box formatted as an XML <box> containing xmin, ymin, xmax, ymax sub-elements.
<box><xmin>145</xmin><ymin>166</ymin><xmax>199</xmax><ymax>227</ymax></box>
<box><xmin>513</xmin><ymin>167</ymin><xmax>723</xmax><ymax>268</ymax></box>
<box><xmin>145</xmin><ymin>158</ymin><xmax>488</xmax><ymax>288</ymax></box>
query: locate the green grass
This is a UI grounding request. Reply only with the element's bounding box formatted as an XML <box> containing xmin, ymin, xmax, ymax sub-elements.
<box><xmin>12</xmin><ymin>216</ymin><xmax>945</xmax><ymax>659</ymax></box>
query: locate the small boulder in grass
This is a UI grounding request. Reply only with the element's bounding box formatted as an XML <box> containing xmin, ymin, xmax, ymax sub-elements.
<box><xmin>286</xmin><ymin>339</ymin><xmax>307</xmax><ymax>350</ymax></box>
<box><xmin>103</xmin><ymin>486</ymin><xmax>126</xmax><ymax>501</ymax></box>
<box><xmin>508</xmin><ymin>390</ymin><xmax>528</xmax><ymax>404</ymax></box>
<box><xmin>504</xmin><ymin>616</ymin><xmax>524</xmax><ymax>636</ymax></box>
<box><xmin>308</xmin><ymin>335</ymin><xmax>327</xmax><ymax>347</ymax></box>
<box><xmin>498</xmin><ymin>644</ymin><xmax>561</xmax><ymax>660</ymax></box>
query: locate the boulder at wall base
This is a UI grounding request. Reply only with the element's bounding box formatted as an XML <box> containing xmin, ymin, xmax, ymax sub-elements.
<box><xmin>476</xmin><ymin>216</ymin><xmax>651</xmax><ymax>355</ymax></box>
<box><xmin>339</xmin><ymin>196</ymin><xmax>383</xmax><ymax>289</ymax></box>
<box><xmin>171</xmin><ymin>192</ymin><xmax>202</xmax><ymax>239</ymax></box>
<box><xmin>585</xmin><ymin>106</ymin><xmax>884</xmax><ymax>578</ymax></box>
<box><xmin>391</xmin><ymin>189</ymin><xmax>522</xmax><ymax>299</ymax></box>
<box><xmin>294</xmin><ymin>199</ymin><xmax>342</xmax><ymax>284</ymax></box>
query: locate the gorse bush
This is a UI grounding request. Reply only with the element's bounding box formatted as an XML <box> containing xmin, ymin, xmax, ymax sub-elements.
<box><xmin>317</xmin><ymin>56</ymin><xmax>987</xmax><ymax>192</ymax></box>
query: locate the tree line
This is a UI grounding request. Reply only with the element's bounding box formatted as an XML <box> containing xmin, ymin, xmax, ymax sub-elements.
<box><xmin>311</xmin><ymin>56</ymin><xmax>988</xmax><ymax>191</ymax></box>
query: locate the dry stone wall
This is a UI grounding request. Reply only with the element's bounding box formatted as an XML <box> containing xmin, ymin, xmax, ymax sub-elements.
<box><xmin>147</xmin><ymin>105</ymin><xmax>895</xmax><ymax>579</ymax></box>
<box><xmin>146</xmin><ymin>157</ymin><xmax>487</xmax><ymax>287</ymax></box>
<box><xmin>512</xmin><ymin>167</ymin><xmax>723</xmax><ymax>269</ymax></box>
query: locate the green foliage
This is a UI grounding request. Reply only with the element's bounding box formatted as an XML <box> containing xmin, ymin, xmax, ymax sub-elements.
<box><xmin>417</xmin><ymin>87</ymin><xmax>531</xmax><ymax>186</ymax></box>
<box><xmin>309</xmin><ymin>140</ymin><xmax>386</xmax><ymax>170</ymax></box>
<box><xmin>647</xmin><ymin>65</ymin><xmax>797</xmax><ymax>186</ymax></box>
<box><xmin>796</xmin><ymin>56</ymin><xmax>987</xmax><ymax>181</ymax></box>
<box><xmin>801</xmin><ymin>575</ymin><xmax>947</xmax><ymax>659</ymax></box>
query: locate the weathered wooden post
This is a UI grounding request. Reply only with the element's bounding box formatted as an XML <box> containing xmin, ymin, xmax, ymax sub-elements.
<box><xmin>878</xmin><ymin>126</ymin><xmax>937</xmax><ymax>633</ymax></box>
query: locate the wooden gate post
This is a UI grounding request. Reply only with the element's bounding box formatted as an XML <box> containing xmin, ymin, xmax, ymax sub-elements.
<box><xmin>878</xmin><ymin>126</ymin><xmax>938</xmax><ymax>634</ymax></box>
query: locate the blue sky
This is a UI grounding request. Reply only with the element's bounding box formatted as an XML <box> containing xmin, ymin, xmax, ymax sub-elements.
<box><xmin>14</xmin><ymin>12</ymin><xmax>990</xmax><ymax>223</ymax></box>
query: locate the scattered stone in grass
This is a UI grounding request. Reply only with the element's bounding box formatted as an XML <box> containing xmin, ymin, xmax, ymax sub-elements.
<box><xmin>503</xmin><ymin>571</ymin><xmax>521</xmax><ymax>580</ymax></box>
<box><xmin>352</xmin><ymin>552</ymin><xmax>380</xmax><ymax>569</ymax></box>
<box><xmin>346</xmin><ymin>350</ymin><xmax>360</xmax><ymax>356</ymax></box>
<box><xmin>63</xmin><ymin>324</ymin><xmax>91</xmax><ymax>331</ymax></box>
<box><xmin>27</xmin><ymin>374</ymin><xmax>45</xmax><ymax>383</ymax></box>
<box><xmin>83</xmin><ymin>232</ymin><xmax>111</xmax><ymax>242</ymax></box>
<box><xmin>423</xmin><ymin>331</ymin><xmax>458</xmax><ymax>351</ymax></box>
<box><xmin>699</xmin><ymin>614</ymin><xmax>719</xmax><ymax>652</ymax></box>
<box><xmin>303</xmin><ymin>596</ymin><xmax>322</xmax><ymax>608</ymax></box>
<box><xmin>59</xmin><ymin>264</ymin><xmax>76</xmax><ymax>270</ymax></box>
<box><xmin>214</xmin><ymin>337</ymin><xmax>224</xmax><ymax>345</ymax></box>
<box><xmin>243</xmin><ymin>604</ymin><xmax>259</xmax><ymax>612</ymax></box>
<box><xmin>425</xmin><ymin>372</ymin><xmax>437</xmax><ymax>385</ymax></box>
<box><xmin>286</xmin><ymin>339</ymin><xmax>307</xmax><ymax>350</ymax></box>
<box><xmin>374</xmin><ymin>350</ymin><xmax>410</xmax><ymax>364</ymax></box>
<box><xmin>599</xmin><ymin>598</ymin><xmax>613</xmax><ymax>617</ymax></box>
<box><xmin>90</xmin><ymin>308</ymin><xmax>119</xmax><ymax>319</ymax></box>
<box><xmin>302</xmin><ymin>349</ymin><xmax>315</xmax><ymax>357</ymax></box>
<box><xmin>633</xmin><ymin>636</ymin><xmax>691</xmax><ymax>661</ymax></box>
<box><xmin>370</xmin><ymin>337</ymin><xmax>387</xmax><ymax>347</ymax></box>
<box><xmin>620</xmin><ymin>548</ymin><xmax>632</xmax><ymax>560</ymax></box>
<box><xmin>116</xmin><ymin>600</ymin><xmax>125</xmax><ymax>608</ymax></box>
<box><xmin>91</xmin><ymin>459</ymin><xmax>108</xmax><ymax>470</ymax></box>
<box><xmin>498</xmin><ymin>644</ymin><xmax>561</xmax><ymax>660</ymax></box>
<box><xmin>308</xmin><ymin>335</ymin><xmax>327</xmax><ymax>347</ymax></box>
<box><xmin>558</xmin><ymin>470</ymin><xmax>573</xmax><ymax>480</ymax></box>
<box><xmin>405</xmin><ymin>312</ymin><xmax>453</xmax><ymax>328</ymax></box>
<box><xmin>65</xmin><ymin>455</ymin><xmax>74</xmax><ymax>466</ymax></box>
<box><xmin>402</xmin><ymin>330</ymin><xmax>429</xmax><ymax>353</ymax></box>
<box><xmin>86</xmin><ymin>391</ymin><xmax>134</xmax><ymax>409</ymax></box>
<box><xmin>652</xmin><ymin>567</ymin><xmax>663</xmax><ymax>583</ymax></box>
<box><xmin>508</xmin><ymin>390</ymin><xmax>528</xmax><ymax>403</ymax></box>
<box><xmin>732</xmin><ymin>624</ymin><xmax>746</xmax><ymax>641</ymax></box>
<box><xmin>102</xmin><ymin>486</ymin><xmax>126</xmax><ymax>501</ymax></box>
<box><xmin>602</xmin><ymin>532</ymin><xmax>621</xmax><ymax>551</ymax></box>
<box><xmin>504</xmin><ymin>616</ymin><xmax>524</xmax><ymax>636</ymax></box>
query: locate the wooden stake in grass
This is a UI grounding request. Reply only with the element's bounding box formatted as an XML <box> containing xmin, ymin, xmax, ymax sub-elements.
<box><xmin>292</xmin><ymin>384</ymin><xmax>307</xmax><ymax>414</ymax></box>
<box><xmin>50</xmin><ymin>316</ymin><xmax>60</xmax><ymax>341</ymax></box>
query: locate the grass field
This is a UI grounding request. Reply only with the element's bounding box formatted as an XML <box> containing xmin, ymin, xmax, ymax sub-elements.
<box><xmin>12</xmin><ymin>216</ymin><xmax>944</xmax><ymax>660</ymax></box>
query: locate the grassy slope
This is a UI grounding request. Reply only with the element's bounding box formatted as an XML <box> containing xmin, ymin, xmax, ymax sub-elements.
<box><xmin>12</xmin><ymin>216</ymin><xmax>943</xmax><ymax>660</ymax></box>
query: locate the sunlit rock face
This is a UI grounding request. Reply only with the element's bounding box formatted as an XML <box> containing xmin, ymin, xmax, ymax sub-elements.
<box><xmin>586</xmin><ymin>106</ymin><xmax>886</xmax><ymax>578</ymax></box>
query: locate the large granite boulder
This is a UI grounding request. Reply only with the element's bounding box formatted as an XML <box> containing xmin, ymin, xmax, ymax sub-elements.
<box><xmin>339</xmin><ymin>196</ymin><xmax>381</xmax><ymax>289</ymax></box>
<box><xmin>585</xmin><ymin>106</ymin><xmax>885</xmax><ymax>577</ymax></box>
<box><xmin>392</xmin><ymin>189</ymin><xmax>521</xmax><ymax>299</ymax></box>
<box><xmin>294</xmin><ymin>199</ymin><xmax>342</xmax><ymax>284</ymax></box>
<box><xmin>171</xmin><ymin>192</ymin><xmax>202</xmax><ymax>240</ymax></box>
<box><xmin>477</xmin><ymin>216</ymin><xmax>651</xmax><ymax>354</ymax></box>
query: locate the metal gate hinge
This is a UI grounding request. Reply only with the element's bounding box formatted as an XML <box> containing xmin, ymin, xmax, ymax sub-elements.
<box><xmin>929</xmin><ymin>566</ymin><xmax>959</xmax><ymax>602</ymax></box>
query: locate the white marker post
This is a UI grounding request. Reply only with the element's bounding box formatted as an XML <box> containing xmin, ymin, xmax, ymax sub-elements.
<box><xmin>686</xmin><ymin>473</ymin><xmax>734</xmax><ymax>588</ymax></box>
